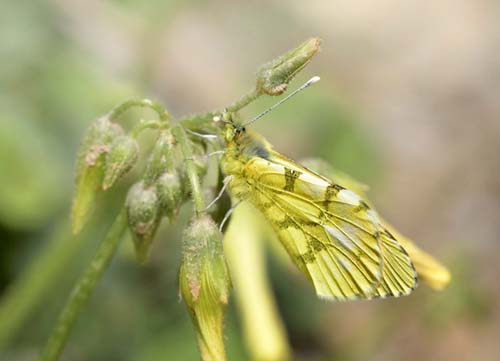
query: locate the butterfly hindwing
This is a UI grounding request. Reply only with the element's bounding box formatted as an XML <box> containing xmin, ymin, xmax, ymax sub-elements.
<box><xmin>243</xmin><ymin>153</ymin><xmax>417</xmax><ymax>300</ymax></box>
<box><xmin>373</xmin><ymin>229</ymin><xmax>418</xmax><ymax>297</ymax></box>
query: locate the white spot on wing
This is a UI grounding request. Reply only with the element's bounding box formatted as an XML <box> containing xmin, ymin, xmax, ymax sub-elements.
<box><xmin>366</xmin><ymin>209</ymin><xmax>380</xmax><ymax>225</ymax></box>
<box><xmin>299</xmin><ymin>172</ymin><xmax>330</xmax><ymax>187</ymax></box>
<box><xmin>337</xmin><ymin>189</ymin><xmax>361</xmax><ymax>205</ymax></box>
<box><xmin>267</xmin><ymin>162</ymin><xmax>285</xmax><ymax>174</ymax></box>
<box><xmin>324</xmin><ymin>225</ymin><xmax>355</xmax><ymax>250</ymax></box>
<box><xmin>338</xmin><ymin>254</ymin><xmax>353</xmax><ymax>271</ymax></box>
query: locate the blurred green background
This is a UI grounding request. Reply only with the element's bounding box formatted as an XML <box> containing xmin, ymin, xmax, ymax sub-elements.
<box><xmin>1</xmin><ymin>1</ymin><xmax>499</xmax><ymax>360</ymax></box>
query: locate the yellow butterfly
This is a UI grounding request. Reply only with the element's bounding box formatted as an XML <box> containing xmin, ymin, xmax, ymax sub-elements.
<box><xmin>218</xmin><ymin>120</ymin><xmax>418</xmax><ymax>301</ymax></box>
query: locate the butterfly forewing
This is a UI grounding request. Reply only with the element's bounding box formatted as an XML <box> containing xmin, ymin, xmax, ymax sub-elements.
<box><xmin>243</xmin><ymin>157</ymin><xmax>385</xmax><ymax>300</ymax></box>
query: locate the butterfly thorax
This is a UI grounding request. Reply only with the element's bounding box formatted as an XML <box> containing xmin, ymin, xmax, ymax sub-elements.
<box><xmin>221</xmin><ymin>125</ymin><xmax>272</xmax><ymax>199</ymax></box>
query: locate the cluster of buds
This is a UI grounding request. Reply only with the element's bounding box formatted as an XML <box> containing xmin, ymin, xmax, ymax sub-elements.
<box><xmin>126</xmin><ymin>129</ymin><xmax>185</xmax><ymax>264</ymax></box>
<box><xmin>71</xmin><ymin>102</ymin><xmax>215</xmax><ymax>264</ymax></box>
<box><xmin>71</xmin><ymin>108</ymin><xmax>200</xmax><ymax>264</ymax></box>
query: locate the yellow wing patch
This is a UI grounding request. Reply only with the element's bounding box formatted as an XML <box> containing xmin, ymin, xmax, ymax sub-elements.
<box><xmin>242</xmin><ymin>155</ymin><xmax>417</xmax><ymax>301</ymax></box>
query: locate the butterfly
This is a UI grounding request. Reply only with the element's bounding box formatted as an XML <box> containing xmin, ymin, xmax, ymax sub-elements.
<box><xmin>218</xmin><ymin>120</ymin><xmax>418</xmax><ymax>301</ymax></box>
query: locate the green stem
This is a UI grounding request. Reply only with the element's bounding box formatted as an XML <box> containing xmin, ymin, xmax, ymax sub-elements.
<box><xmin>179</xmin><ymin>88</ymin><xmax>261</xmax><ymax>130</ymax></box>
<box><xmin>109</xmin><ymin>99</ymin><xmax>170</xmax><ymax>125</ymax></box>
<box><xmin>179</xmin><ymin>112</ymin><xmax>218</xmax><ymax>132</ymax></box>
<box><xmin>130</xmin><ymin>119</ymin><xmax>165</xmax><ymax>138</ymax></box>
<box><xmin>226</xmin><ymin>88</ymin><xmax>260</xmax><ymax>113</ymax></box>
<box><xmin>39</xmin><ymin>207</ymin><xmax>128</xmax><ymax>361</ymax></box>
<box><xmin>171</xmin><ymin>124</ymin><xmax>205</xmax><ymax>213</ymax></box>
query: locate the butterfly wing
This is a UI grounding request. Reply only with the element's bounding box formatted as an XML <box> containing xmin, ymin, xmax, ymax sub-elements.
<box><xmin>243</xmin><ymin>152</ymin><xmax>417</xmax><ymax>300</ymax></box>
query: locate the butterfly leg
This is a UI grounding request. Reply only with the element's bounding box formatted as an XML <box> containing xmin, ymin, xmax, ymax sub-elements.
<box><xmin>206</xmin><ymin>150</ymin><xmax>226</xmax><ymax>158</ymax></box>
<box><xmin>185</xmin><ymin>128</ymin><xmax>219</xmax><ymax>140</ymax></box>
<box><xmin>219</xmin><ymin>200</ymin><xmax>242</xmax><ymax>232</ymax></box>
<box><xmin>185</xmin><ymin>150</ymin><xmax>225</xmax><ymax>162</ymax></box>
<box><xmin>203</xmin><ymin>175</ymin><xmax>233</xmax><ymax>211</ymax></box>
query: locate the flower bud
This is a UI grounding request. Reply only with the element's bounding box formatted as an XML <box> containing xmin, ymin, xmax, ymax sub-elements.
<box><xmin>72</xmin><ymin>117</ymin><xmax>123</xmax><ymax>234</ymax></box>
<box><xmin>144</xmin><ymin>130</ymin><xmax>177</xmax><ymax>186</ymax></box>
<box><xmin>179</xmin><ymin>215</ymin><xmax>231</xmax><ymax>361</ymax></box>
<box><xmin>176</xmin><ymin>141</ymin><xmax>208</xmax><ymax>200</ymax></box>
<box><xmin>256</xmin><ymin>37</ymin><xmax>321</xmax><ymax>96</ymax></box>
<box><xmin>156</xmin><ymin>170</ymin><xmax>183</xmax><ymax>218</ymax></box>
<box><xmin>126</xmin><ymin>181</ymin><xmax>162</xmax><ymax>264</ymax></box>
<box><xmin>102</xmin><ymin>135</ymin><xmax>139</xmax><ymax>190</ymax></box>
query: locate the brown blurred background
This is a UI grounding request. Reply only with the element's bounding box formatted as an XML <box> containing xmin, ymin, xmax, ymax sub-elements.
<box><xmin>1</xmin><ymin>1</ymin><xmax>499</xmax><ymax>360</ymax></box>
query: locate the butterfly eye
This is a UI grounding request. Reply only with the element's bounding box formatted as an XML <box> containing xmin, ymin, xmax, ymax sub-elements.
<box><xmin>223</xmin><ymin>127</ymin><xmax>234</xmax><ymax>141</ymax></box>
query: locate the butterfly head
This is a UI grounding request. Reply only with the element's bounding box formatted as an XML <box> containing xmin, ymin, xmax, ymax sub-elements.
<box><xmin>224</xmin><ymin>124</ymin><xmax>247</xmax><ymax>144</ymax></box>
<box><xmin>213</xmin><ymin>112</ymin><xmax>247</xmax><ymax>145</ymax></box>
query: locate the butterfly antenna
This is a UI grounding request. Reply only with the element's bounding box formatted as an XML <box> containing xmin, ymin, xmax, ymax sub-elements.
<box><xmin>243</xmin><ymin>76</ymin><xmax>320</xmax><ymax>127</ymax></box>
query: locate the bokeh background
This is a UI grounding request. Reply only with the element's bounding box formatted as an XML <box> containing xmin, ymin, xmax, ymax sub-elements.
<box><xmin>1</xmin><ymin>1</ymin><xmax>499</xmax><ymax>360</ymax></box>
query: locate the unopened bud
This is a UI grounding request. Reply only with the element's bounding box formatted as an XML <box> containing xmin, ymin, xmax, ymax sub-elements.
<box><xmin>179</xmin><ymin>215</ymin><xmax>231</xmax><ymax>361</ymax></box>
<box><xmin>72</xmin><ymin>117</ymin><xmax>123</xmax><ymax>234</ymax></box>
<box><xmin>144</xmin><ymin>130</ymin><xmax>177</xmax><ymax>186</ymax></box>
<box><xmin>126</xmin><ymin>181</ymin><xmax>162</xmax><ymax>264</ymax></box>
<box><xmin>103</xmin><ymin>135</ymin><xmax>139</xmax><ymax>190</ymax></box>
<box><xmin>156</xmin><ymin>171</ymin><xmax>183</xmax><ymax>218</ymax></box>
<box><xmin>256</xmin><ymin>37</ymin><xmax>321</xmax><ymax>96</ymax></box>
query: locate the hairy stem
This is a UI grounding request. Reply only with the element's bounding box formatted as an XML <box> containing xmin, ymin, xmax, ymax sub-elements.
<box><xmin>40</xmin><ymin>207</ymin><xmax>128</xmax><ymax>361</ymax></box>
<box><xmin>179</xmin><ymin>88</ymin><xmax>261</xmax><ymax>130</ymax></box>
<box><xmin>130</xmin><ymin>119</ymin><xmax>165</xmax><ymax>138</ymax></box>
<box><xmin>226</xmin><ymin>88</ymin><xmax>260</xmax><ymax>113</ymax></box>
<box><xmin>171</xmin><ymin>124</ymin><xmax>205</xmax><ymax>212</ymax></box>
<box><xmin>109</xmin><ymin>99</ymin><xmax>170</xmax><ymax>124</ymax></box>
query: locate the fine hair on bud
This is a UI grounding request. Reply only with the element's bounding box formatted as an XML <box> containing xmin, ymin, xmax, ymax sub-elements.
<box><xmin>126</xmin><ymin>180</ymin><xmax>162</xmax><ymax>264</ymax></box>
<box><xmin>156</xmin><ymin>170</ymin><xmax>183</xmax><ymax>219</ymax></box>
<box><xmin>179</xmin><ymin>215</ymin><xmax>231</xmax><ymax>360</ymax></box>
<box><xmin>144</xmin><ymin>130</ymin><xmax>177</xmax><ymax>186</ymax></box>
<box><xmin>103</xmin><ymin>135</ymin><xmax>139</xmax><ymax>190</ymax></box>
<box><xmin>71</xmin><ymin>116</ymin><xmax>124</xmax><ymax>233</ymax></box>
<box><xmin>256</xmin><ymin>37</ymin><xmax>321</xmax><ymax>96</ymax></box>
